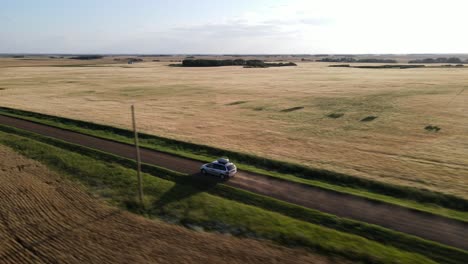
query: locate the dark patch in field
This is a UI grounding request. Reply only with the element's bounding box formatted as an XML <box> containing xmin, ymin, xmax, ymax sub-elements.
<box><xmin>50</xmin><ymin>64</ymin><xmax>95</xmax><ymax>68</ymax></box>
<box><xmin>360</xmin><ymin>116</ymin><xmax>378</xmax><ymax>122</ymax></box>
<box><xmin>0</xmin><ymin>88</ymin><xmax>5</xmax><ymax>91</ymax></box>
<box><xmin>227</xmin><ymin>101</ymin><xmax>248</xmax><ymax>106</ymax></box>
<box><xmin>329</xmin><ymin>64</ymin><xmax>426</xmax><ymax>69</ymax></box>
<box><xmin>280</xmin><ymin>106</ymin><xmax>304</xmax><ymax>112</ymax></box>
<box><xmin>253</xmin><ymin>107</ymin><xmax>264</xmax><ymax>111</ymax></box>
<box><xmin>327</xmin><ymin>113</ymin><xmax>344</xmax><ymax>118</ymax></box>
<box><xmin>329</xmin><ymin>64</ymin><xmax>350</xmax><ymax>68</ymax></box>
<box><xmin>425</xmin><ymin>125</ymin><xmax>441</xmax><ymax>132</ymax></box>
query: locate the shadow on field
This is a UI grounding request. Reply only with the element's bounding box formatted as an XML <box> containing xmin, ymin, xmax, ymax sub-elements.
<box><xmin>154</xmin><ymin>172</ymin><xmax>225</xmax><ymax>208</ymax></box>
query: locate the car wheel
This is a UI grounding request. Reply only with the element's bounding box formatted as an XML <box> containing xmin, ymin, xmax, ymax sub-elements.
<box><xmin>201</xmin><ymin>169</ymin><xmax>207</xmax><ymax>175</ymax></box>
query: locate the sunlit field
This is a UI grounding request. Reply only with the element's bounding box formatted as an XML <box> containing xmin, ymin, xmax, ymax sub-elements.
<box><xmin>1</xmin><ymin>57</ymin><xmax>467</xmax><ymax>198</ymax></box>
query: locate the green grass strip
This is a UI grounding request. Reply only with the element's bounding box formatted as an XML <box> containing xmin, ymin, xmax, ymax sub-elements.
<box><xmin>0</xmin><ymin>130</ymin><xmax>438</xmax><ymax>264</ymax></box>
<box><xmin>1</xmin><ymin>106</ymin><xmax>467</xmax><ymax>221</ymax></box>
<box><xmin>1</xmin><ymin>124</ymin><xmax>467</xmax><ymax>264</ymax></box>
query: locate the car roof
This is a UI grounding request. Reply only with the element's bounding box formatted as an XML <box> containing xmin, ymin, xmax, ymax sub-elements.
<box><xmin>217</xmin><ymin>158</ymin><xmax>230</xmax><ymax>164</ymax></box>
<box><xmin>212</xmin><ymin>160</ymin><xmax>234</xmax><ymax>166</ymax></box>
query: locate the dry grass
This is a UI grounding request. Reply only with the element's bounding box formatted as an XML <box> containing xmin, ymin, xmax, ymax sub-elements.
<box><xmin>0</xmin><ymin>58</ymin><xmax>467</xmax><ymax>198</ymax></box>
<box><xmin>0</xmin><ymin>145</ymin><xmax>341</xmax><ymax>264</ymax></box>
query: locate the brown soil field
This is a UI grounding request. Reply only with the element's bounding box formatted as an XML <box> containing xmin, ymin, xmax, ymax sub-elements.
<box><xmin>0</xmin><ymin>58</ymin><xmax>467</xmax><ymax>198</ymax></box>
<box><xmin>0</xmin><ymin>145</ymin><xmax>341</xmax><ymax>264</ymax></box>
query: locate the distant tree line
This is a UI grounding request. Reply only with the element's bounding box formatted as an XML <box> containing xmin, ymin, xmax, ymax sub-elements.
<box><xmin>356</xmin><ymin>58</ymin><xmax>398</xmax><ymax>63</ymax></box>
<box><xmin>182</xmin><ymin>59</ymin><xmax>246</xmax><ymax>67</ymax></box>
<box><xmin>317</xmin><ymin>57</ymin><xmax>397</xmax><ymax>63</ymax></box>
<box><xmin>70</xmin><ymin>55</ymin><xmax>104</xmax><ymax>60</ymax></box>
<box><xmin>127</xmin><ymin>58</ymin><xmax>143</xmax><ymax>63</ymax></box>
<box><xmin>137</xmin><ymin>54</ymin><xmax>172</xmax><ymax>57</ymax></box>
<box><xmin>408</xmin><ymin>57</ymin><xmax>466</xmax><ymax>64</ymax></box>
<box><xmin>243</xmin><ymin>60</ymin><xmax>297</xmax><ymax>68</ymax></box>
<box><xmin>329</xmin><ymin>64</ymin><xmax>426</xmax><ymax>69</ymax></box>
<box><xmin>181</xmin><ymin>59</ymin><xmax>297</xmax><ymax>68</ymax></box>
<box><xmin>317</xmin><ymin>57</ymin><xmax>356</xmax><ymax>63</ymax></box>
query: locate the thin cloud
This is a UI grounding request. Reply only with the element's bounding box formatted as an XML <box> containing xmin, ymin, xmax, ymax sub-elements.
<box><xmin>171</xmin><ymin>21</ymin><xmax>291</xmax><ymax>38</ymax></box>
<box><xmin>300</xmin><ymin>18</ymin><xmax>333</xmax><ymax>25</ymax></box>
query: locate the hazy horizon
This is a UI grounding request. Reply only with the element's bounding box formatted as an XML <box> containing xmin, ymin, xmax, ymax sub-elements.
<box><xmin>2</xmin><ymin>0</ymin><xmax>467</xmax><ymax>54</ymax></box>
<box><xmin>2</xmin><ymin>52</ymin><xmax>468</xmax><ymax>56</ymax></box>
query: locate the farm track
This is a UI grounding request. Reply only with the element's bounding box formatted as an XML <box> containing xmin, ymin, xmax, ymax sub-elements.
<box><xmin>0</xmin><ymin>146</ymin><xmax>335</xmax><ymax>264</ymax></box>
<box><xmin>1</xmin><ymin>114</ymin><xmax>467</xmax><ymax>250</ymax></box>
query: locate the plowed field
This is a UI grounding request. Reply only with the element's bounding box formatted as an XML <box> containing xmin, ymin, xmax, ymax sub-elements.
<box><xmin>0</xmin><ymin>145</ymin><xmax>339</xmax><ymax>264</ymax></box>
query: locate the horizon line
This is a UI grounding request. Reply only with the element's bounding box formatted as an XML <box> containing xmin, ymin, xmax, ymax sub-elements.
<box><xmin>2</xmin><ymin>53</ymin><xmax>468</xmax><ymax>56</ymax></box>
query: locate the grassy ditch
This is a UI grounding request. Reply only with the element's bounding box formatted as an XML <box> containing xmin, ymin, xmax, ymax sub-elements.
<box><xmin>0</xmin><ymin>107</ymin><xmax>467</xmax><ymax>220</ymax></box>
<box><xmin>1</xmin><ymin>124</ymin><xmax>467</xmax><ymax>264</ymax></box>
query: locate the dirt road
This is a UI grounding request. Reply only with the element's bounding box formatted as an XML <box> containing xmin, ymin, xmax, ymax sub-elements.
<box><xmin>0</xmin><ymin>145</ymin><xmax>340</xmax><ymax>264</ymax></box>
<box><xmin>1</xmin><ymin>114</ymin><xmax>467</xmax><ymax>250</ymax></box>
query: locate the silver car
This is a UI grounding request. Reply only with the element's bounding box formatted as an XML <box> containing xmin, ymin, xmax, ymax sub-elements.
<box><xmin>200</xmin><ymin>158</ymin><xmax>237</xmax><ymax>179</ymax></box>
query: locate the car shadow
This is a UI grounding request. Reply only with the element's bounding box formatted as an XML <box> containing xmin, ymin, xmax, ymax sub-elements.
<box><xmin>189</xmin><ymin>171</ymin><xmax>229</xmax><ymax>184</ymax></box>
<box><xmin>153</xmin><ymin>172</ymin><xmax>228</xmax><ymax>209</ymax></box>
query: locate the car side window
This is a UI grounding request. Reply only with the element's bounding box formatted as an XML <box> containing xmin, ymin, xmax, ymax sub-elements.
<box><xmin>214</xmin><ymin>164</ymin><xmax>225</xmax><ymax>170</ymax></box>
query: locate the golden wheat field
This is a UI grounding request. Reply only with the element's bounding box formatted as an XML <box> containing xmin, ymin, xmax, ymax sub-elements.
<box><xmin>1</xmin><ymin>57</ymin><xmax>467</xmax><ymax>198</ymax></box>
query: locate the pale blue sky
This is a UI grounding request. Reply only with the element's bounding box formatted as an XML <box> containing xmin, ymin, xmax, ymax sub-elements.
<box><xmin>1</xmin><ymin>0</ymin><xmax>467</xmax><ymax>54</ymax></box>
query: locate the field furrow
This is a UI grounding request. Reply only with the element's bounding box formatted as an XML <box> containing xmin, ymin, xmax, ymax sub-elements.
<box><xmin>0</xmin><ymin>145</ymin><xmax>341</xmax><ymax>264</ymax></box>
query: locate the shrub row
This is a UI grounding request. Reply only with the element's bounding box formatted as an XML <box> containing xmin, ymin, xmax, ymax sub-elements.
<box><xmin>409</xmin><ymin>57</ymin><xmax>466</xmax><ymax>64</ymax></box>
<box><xmin>181</xmin><ymin>59</ymin><xmax>296</xmax><ymax>68</ymax></box>
<box><xmin>318</xmin><ymin>57</ymin><xmax>397</xmax><ymax>63</ymax></box>
<box><xmin>353</xmin><ymin>65</ymin><xmax>426</xmax><ymax>69</ymax></box>
<box><xmin>70</xmin><ymin>55</ymin><xmax>104</xmax><ymax>60</ymax></box>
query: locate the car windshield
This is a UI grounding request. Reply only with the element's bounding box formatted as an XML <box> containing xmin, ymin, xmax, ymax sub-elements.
<box><xmin>227</xmin><ymin>165</ymin><xmax>235</xmax><ymax>170</ymax></box>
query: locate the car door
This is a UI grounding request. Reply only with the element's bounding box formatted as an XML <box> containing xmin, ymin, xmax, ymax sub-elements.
<box><xmin>213</xmin><ymin>164</ymin><xmax>226</xmax><ymax>175</ymax></box>
<box><xmin>205</xmin><ymin>163</ymin><xmax>215</xmax><ymax>174</ymax></box>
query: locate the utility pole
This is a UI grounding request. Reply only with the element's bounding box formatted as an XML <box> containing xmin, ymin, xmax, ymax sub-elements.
<box><xmin>131</xmin><ymin>105</ymin><xmax>144</xmax><ymax>206</ymax></box>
